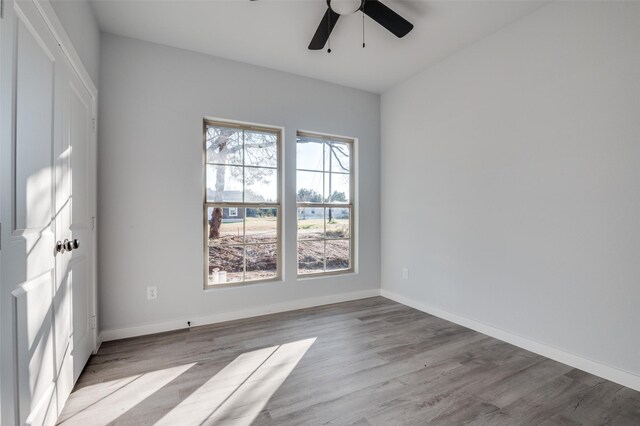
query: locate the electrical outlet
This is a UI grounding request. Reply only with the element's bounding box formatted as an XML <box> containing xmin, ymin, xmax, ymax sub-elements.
<box><xmin>147</xmin><ymin>286</ymin><xmax>157</xmax><ymax>300</ymax></box>
<box><xmin>402</xmin><ymin>268</ymin><xmax>409</xmax><ymax>280</ymax></box>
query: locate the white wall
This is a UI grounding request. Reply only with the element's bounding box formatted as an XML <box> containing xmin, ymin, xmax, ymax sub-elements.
<box><xmin>98</xmin><ymin>33</ymin><xmax>380</xmax><ymax>335</ymax></box>
<box><xmin>382</xmin><ymin>0</ymin><xmax>640</xmax><ymax>380</ymax></box>
<box><xmin>50</xmin><ymin>0</ymin><xmax>100</xmax><ymax>84</ymax></box>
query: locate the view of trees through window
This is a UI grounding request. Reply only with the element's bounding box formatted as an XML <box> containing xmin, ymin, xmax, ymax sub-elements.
<box><xmin>205</xmin><ymin>122</ymin><xmax>280</xmax><ymax>285</ymax></box>
<box><xmin>204</xmin><ymin>122</ymin><xmax>354</xmax><ymax>285</ymax></box>
<box><xmin>297</xmin><ymin>133</ymin><xmax>353</xmax><ymax>275</ymax></box>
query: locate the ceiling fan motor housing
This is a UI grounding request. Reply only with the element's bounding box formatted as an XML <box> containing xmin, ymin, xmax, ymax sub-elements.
<box><xmin>328</xmin><ymin>0</ymin><xmax>363</xmax><ymax>16</ymax></box>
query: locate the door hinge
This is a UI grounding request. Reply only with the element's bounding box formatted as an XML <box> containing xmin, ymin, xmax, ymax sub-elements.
<box><xmin>91</xmin><ymin>316</ymin><xmax>97</xmax><ymax>330</ymax></box>
<box><xmin>91</xmin><ymin>216</ymin><xmax>96</xmax><ymax>231</ymax></box>
<box><xmin>92</xmin><ymin>118</ymin><xmax>96</xmax><ymax>132</ymax></box>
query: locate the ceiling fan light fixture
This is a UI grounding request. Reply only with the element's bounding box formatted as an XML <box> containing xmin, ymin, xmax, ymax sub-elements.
<box><xmin>329</xmin><ymin>0</ymin><xmax>362</xmax><ymax>16</ymax></box>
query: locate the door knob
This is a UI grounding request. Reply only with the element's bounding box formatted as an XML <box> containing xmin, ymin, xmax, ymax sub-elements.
<box><xmin>63</xmin><ymin>239</ymin><xmax>73</xmax><ymax>251</ymax></box>
<box><xmin>56</xmin><ymin>241</ymin><xmax>63</xmax><ymax>253</ymax></box>
<box><xmin>72</xmin><ymin>239</ymin><xmax>80</xmax><ymax>249</ymax></box>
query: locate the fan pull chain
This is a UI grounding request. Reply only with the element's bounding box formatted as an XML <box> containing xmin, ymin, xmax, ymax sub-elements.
<box><xmin>362</xmin><ymin>11</ymin><xmax>366</xmax><ymax>48</ymax></box>
<box><xmin>328</xmin><ymin>12</ymin><xmax>332</xmax><ymax>53</ymax></box>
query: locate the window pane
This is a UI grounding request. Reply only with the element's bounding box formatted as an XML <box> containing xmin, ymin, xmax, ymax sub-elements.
<box><xmin>297</xmin><ymin>208</ymin><xmax>324</xmax><ymax>240</ymax></box>
<box><xmin>246</xmin><ymin>244</ymin><xmax>278</xmax><ymax>281</ymax></box>
<box><xmin>297</xmin><ymin>139</ymin><xmax>324</xmax><ymax>171</ymax></box>
<box><xmin>206</xmin><ymin>127</ymin><xmax>243</xmax><ymax>165</ymax></box>
<box><xmin>205</xmin><ymin>122</ymin><xmax>282</xmax><ymax>286</ymax></box>
<box><xmin>244</xmin><ymin>131</ymin><xmax>277</xmax><ymax>168</ymax></box>
<box><xmin>324</xmin><ymin>172</ymin><xmax>350</xmax><ymax>204</ymax></box>
<box><xmin>206</xmin><ymin>164</ymin><xmax>243</xmax><ymax>202</ymax></box>
<box><xmin>208</xmin><ymin>245</ymin><xmax>244</xmax><ymax>285</ymax></box>
<box><xmin>298</xmin><ymin>240</ymin><xmax>325</xmax><ymax>275</ymax></box>
<box><xmin>325</xmin><ymin>141</ymin><xmax>350</xmax><ymax>173</ymax></box>
<box><xmin>245</xmin><ymin>209</ymin><xmax>277</xmax><ymax>244</ymax></box>
<box><xmin>326</xmin><ymin>208</ymin><xmax>350</xmax><ymax>239</ymax></box>
<box><xmin>245</xmin><ymin>167</ymin><xmax>278</xmax><ymax>203</ymax></box>
<box><xmin>297</xmin><ymin>171</ymin><xmax>323</xmax><ymax>203</ymax></box>
<box><xmin>326</xmin><ymin>240</ymin><xmax>350</xmax><ymax>272</ymax></box>
<box><xmin>207</xmin><ymin>207</ymin><xmax>244</xmax><ymax>245</ymax></box>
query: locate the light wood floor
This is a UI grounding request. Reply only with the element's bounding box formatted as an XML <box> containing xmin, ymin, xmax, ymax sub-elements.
<box><xmin>58</xmin><ymin>297</ymin><xmax>640</xmax><ymax>425</ymax></box>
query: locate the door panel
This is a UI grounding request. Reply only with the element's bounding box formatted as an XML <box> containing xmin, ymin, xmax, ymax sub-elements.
<box><xmin>12</xmin><ymin>273</ymin><xmax>57</xmax><ymax>426</ymax></box>
<box><xmin>70</xmin><ymin>84</ymin><xmax>90</xmax><ymax>231</ymax></box>
<box><xmin>59</xmin><ymin>62</ymin><xmax>94</xmax><ymax>391</ymax></box>
<box><xmin>71</xmin><ymin>259</ymin><xmax>89</xmax><ymax>346</ymax></box>
<box><xmin>14</xmin><ymin>8</ymin><xmax>55</xmax><ymax>232</ymax></box>
<box><xmin>53</xmin><ymin>58</ymin><xmax>73</xmax><ymax>417</ymax></box>
<box><xmin>52</xmin><ymin>266</ymin><xmax>73</xmax><ymax>417</ymax></box>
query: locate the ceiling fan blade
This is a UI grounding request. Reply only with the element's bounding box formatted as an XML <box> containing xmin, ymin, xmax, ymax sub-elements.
<box><xmin>362</xmin><ymin>0</ymin><xmax>413</xmax><ymax>38</ymax></box>
<box><xmin>308</xmin><ymin>8</ymin><xmax>340</xmax><ymax>50</ymax></box>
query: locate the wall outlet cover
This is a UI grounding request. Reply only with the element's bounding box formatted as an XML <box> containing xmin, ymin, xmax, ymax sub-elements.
<box><xmin>147</xmin><ymin>286</ymin><xmax>158</xmax><ymax>300</ymax></box>
<box><xmin>402</xmin><ymin>268</ymin><xmax>409</xmax><ymax>280</ymax></box>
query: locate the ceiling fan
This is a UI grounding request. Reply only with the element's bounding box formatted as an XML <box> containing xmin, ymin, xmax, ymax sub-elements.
<box><xmin>251</xmin><ymin>0</ymin><xmax>414</xmax><ymax>51</ymax></box>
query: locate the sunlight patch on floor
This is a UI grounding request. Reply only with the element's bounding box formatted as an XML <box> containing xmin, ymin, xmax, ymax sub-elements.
<box><xmin>57</xmin><ymin>363</ymin><xmax>196</xmax><ymax>425</ymax></box>
<box><xmin>156</xmin><ymin>338</ymin><xmax>317</xmax><ymax>426</ymax></box>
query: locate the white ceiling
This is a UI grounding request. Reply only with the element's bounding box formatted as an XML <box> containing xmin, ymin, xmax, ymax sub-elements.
<box><xmin>90</xmin><ymin>0</ymin><xmax>547</xmax><ymax>93</ymax></box>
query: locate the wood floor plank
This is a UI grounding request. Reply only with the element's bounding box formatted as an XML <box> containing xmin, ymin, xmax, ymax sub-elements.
<box><xmin>58</xmin><ymin>297</ymin><xmax>640</xmax><ymax>425</ymax></box>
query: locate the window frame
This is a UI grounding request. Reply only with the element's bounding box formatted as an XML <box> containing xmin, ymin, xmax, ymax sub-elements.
<box><xmin>296</xmin><ymin>131</ymin><xmax>355</xmax><ymax>278</ymax></box>
<box><xmin>203</xmin><ymin>119</ymin><xmax>283</xmax><ymax>288</ymax></box>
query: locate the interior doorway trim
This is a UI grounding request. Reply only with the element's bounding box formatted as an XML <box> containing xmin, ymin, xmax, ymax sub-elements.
<box><xmin>34</xmin><ymin>0</ymin><xmax>97</xmax><ymax>96</ymax></box>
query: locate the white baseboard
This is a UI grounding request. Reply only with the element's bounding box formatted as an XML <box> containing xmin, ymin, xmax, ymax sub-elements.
<box><xmin>381</xmin><ymin>289</ymin><xmax>640</xmax><ymax>392</ymax></box>
<box><xmin>101</xmin><ymin>289</ymin><xmax>381</xmax><ymax>342</ymax></box>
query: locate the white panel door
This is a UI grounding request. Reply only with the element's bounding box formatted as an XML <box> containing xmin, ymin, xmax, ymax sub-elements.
<box><xmin>1</xmin><ymin>1</ymin><xmax>62</xmax><ymax>424</ymax></box>
<box><xmin>0</xmin><ymin>1</ymin><xmax>95</xmax><ymax>424</ymax></box>
<box><xmin>60</xmin><ymin>53</ymin><xmax>95</xmax><ymax>387</ymax></box>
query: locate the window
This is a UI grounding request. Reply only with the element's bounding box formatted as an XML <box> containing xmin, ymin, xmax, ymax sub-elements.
<box><xmin>296</xmin><ymin>132</ymin><xmax>354</xmax><ymax>276</ymax></box>
<box><xmin>204</xmin><ymin>120</ymin><xmax>281</xmax><ymax>286</ymax></box>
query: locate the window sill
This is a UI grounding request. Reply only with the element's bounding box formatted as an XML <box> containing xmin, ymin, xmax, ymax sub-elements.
<box><xmin>297</xmin><ymin>270</ymin><xmax>357</xmax><ymax>281</ymax></box>
<box><xmin>203</xmin><ymin>277</ymin><xmax>283</xmax><ymax>291</ymax></box>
